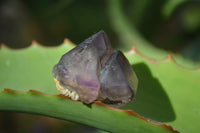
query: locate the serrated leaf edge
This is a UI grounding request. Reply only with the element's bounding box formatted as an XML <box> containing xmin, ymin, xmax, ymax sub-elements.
<box><xmin>128</xmin><ymin>46</ymin><xmax>200</xmax><ymax>71</ymax></box>
<box><xmin>1</xmin><ymin>88</ymin><xmax>179</xmax><ymax>133</ymax></box>
<box><xmin>1</xmin><ymin>41</ymin><xmax>199</xmax><ymax>71</ymax></box>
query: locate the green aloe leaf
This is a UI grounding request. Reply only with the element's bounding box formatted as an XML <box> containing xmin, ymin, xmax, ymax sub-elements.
<box><xmin>0</xmin><ymin>40</ymin><xmax>199</xmax><ymax>132</ymax></box>
<box><xmin>124</xmin><ymin>48</ymin><xmax>200</xmax><ymax>133</ymax></box>
<box><xmin>108</xmin><ymin>0</ymin><xmax>200</xmax><ymax>69</ymax></box>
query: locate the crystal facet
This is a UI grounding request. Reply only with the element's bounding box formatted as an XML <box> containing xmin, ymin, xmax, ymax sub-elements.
<box><xmin>53</xmin><ymin>30</ymin><xmax>138</xmax><ymax>106</ymax></box>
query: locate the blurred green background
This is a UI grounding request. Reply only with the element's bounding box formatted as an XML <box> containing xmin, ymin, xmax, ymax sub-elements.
<box><xmin>0</xmin><ymin>0</ymin><xmax>200</xmax><ymax>133</ymax></box>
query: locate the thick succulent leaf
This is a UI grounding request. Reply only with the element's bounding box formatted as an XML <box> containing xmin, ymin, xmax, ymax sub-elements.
<box><xmin>108</xmin><ymin>0</ymin><xmax>200</xmax><ymax>69</ymax></box>
<box><xmin>0</xmin><ymin>40</ymin><xmax>200</xmax><ymax>132</ymax></box>
<box><xmin>0</xmin><ymin>89</ymin><xmax>175</xmax><ymax>133</ymax></box>
<box><xmin>0</xmin><ymin>41</ymin><xmax>176</xmax><ymax>133</ymax></box>
<box><xmin>123</xmin><ymin>48</ymin><xmax>200</xmax><ymax>133</ymax></box>
<box><xmin>107</xmin><ymin>1</ymin><xmax>200</xmax><ymax>132</ymax></box>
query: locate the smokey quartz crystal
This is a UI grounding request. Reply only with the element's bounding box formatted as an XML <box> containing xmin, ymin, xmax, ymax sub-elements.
<box><xmin>53</xmin><ymin>30</ymin><xmax>138</xmax><ymax>106</ymax></box>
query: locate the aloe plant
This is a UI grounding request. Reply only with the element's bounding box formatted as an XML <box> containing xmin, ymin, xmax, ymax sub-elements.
<box><xmin>0</xmin><ymin>38</ymin><xmax>200</xmax><ymax>132</ymax></box>
<box><xmin>108</xmin><ymin>0</ymin><xmax>200</xmax><ymax>69</ymax></box>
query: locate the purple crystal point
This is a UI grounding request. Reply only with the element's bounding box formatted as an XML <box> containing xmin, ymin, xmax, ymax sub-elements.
<box><xmin>79</xmin><ymin>30</ymin><xmax>114</xmax><ymax>68</ymax></box>
<box><xmin>100</xmin><ymin>51</ymin><xmax>138</xmax><ymax>106</ymax></box>
<box><xmin>53</xmin><ymin>30</ymin><xmax>138</xmax><ymax>106</ymax></box>
<box><xmin>80</xmin><ymin>30</ymin><xmax>114</xmax><ymax>57</ymax></box>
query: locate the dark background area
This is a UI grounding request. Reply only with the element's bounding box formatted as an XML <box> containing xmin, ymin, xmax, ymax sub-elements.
<box><xmin>0</xmin><ymin>0</ymin><xmax>200</xmax><ymax>61</ymax></box>
<box><xmin>0</xmin><ymin>0</ymin><xmax>200</xmax><ymax>133</ymax></box>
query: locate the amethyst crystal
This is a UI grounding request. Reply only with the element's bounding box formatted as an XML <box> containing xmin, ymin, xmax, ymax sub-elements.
<box><xmin>53</xmin><ymin>30</ymin><xmax>138</xmax><ymax>106</ymax></box>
